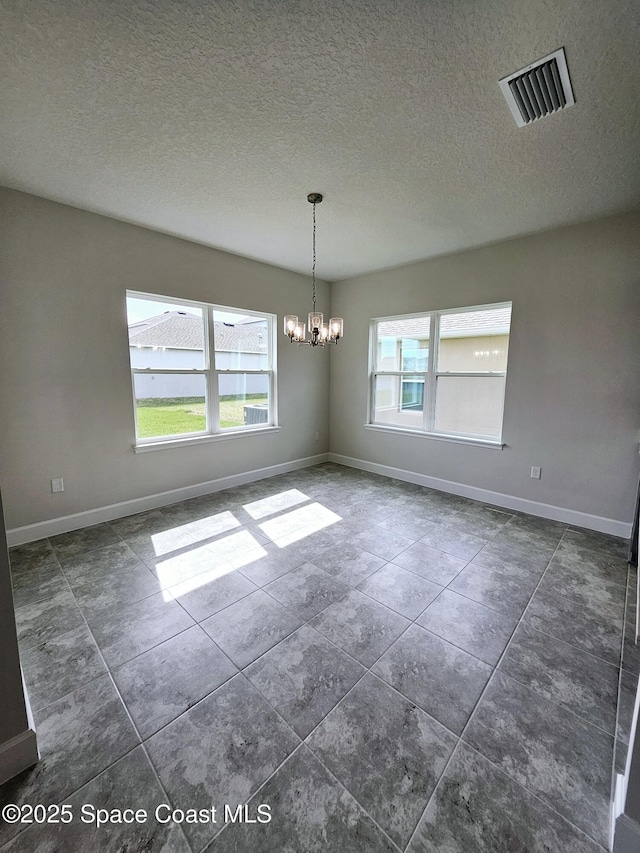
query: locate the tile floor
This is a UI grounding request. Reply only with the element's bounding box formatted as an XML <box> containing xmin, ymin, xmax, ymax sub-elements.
<box><xmin>1</xmin><ymin>462</ymin><xmax>637</xmax><ymax>852</ymax></box>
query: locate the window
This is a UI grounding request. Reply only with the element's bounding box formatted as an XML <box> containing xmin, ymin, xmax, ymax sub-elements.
<box><xmin>370</xmin><ymin>302</ymin><xmax>511</xmax><ymax>442</ymax></box>
<box><xmin>127</xmin><ymin>292</ymin><xmax>276</xmax><ymax>444</ymax></box>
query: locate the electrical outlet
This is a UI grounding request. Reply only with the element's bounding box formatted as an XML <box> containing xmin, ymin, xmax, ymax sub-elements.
<box><xmin>51</xmin><ymin>478</ymin><xmax>64</xmax><ymax>493</ymax></box>
<box><xmin>530</xmin><ymin>466</ymin><xmax>542</xmax><ymax>480</ymax></box>
<box><xmin>314</xmin><ymin>431</ymin><xmax>320</xmax><ymax>441</ymax></box>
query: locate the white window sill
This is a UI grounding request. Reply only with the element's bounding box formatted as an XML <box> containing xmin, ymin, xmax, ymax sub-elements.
<box><xmin>133</xmin><ymin>426</ymin><xmax>281</xmax><ymax>453</ymax></box>
<box><xmin>364</xmin><ymin>423</ymin><xmax>504</xmax><ymax>449</ymax></box>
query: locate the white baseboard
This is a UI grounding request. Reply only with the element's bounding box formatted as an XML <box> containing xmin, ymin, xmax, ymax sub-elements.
<box><xmin>0</xmin><ymin>728</ymin><xmax>39</xmax><ymax>786</ymax></box>
<box><xmin>7</xmin><ymin>454</ymin><xmax>329</xmax><ymax>546</ymax></box>
<box><xmin>329</xmin><ymin>453</ymin><xmax>632</xmax><ymax>539</ymax></box>
<box><xmin>8</xmin><ymin>451</ymin><xmax>630</xmax><ymax>544</ymax></box>
<box><xmin>614</xmin><ymin>772</ymin><xmax>627</xmax><ymax>843</ymax></box>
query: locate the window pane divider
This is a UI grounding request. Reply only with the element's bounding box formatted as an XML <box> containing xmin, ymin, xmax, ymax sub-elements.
<box><xmin>425</xmin><ymin>312</ymin><xmax>437</xmax><ymax>432</ymax></box>
<box><xmin>131</xmin><ymin>368</ymin><xmax>207</xmax><ymax>375</ymax></box>
<box><xmin>434</xmin><ymin>371</ymin><xmax>507</xmax><ymax>378</ymax></box>
<box><xmin>374</xmin><ymin>371</ymin><xmax>424</xmax><ymax>377</ymax></box>
<box><xmin>206</xmin><ymin>307</ymin><xmax>219</xmax><ymax>433</ymax></box>
<box><xmin>214</xmin><ymin>368</ymin><xmax>271</xmax><ymax>374</ymax></box>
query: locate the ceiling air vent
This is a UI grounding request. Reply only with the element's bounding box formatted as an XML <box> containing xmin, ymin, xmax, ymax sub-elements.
<box><xmin>499</xmin><ymin>47</ymin><xmax>575</xmax><ymax>127</ymax></box>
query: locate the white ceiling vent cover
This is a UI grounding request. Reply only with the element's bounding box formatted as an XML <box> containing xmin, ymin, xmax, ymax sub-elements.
<box><xmin>499</xmin><ymin>48</ymin><xmax>575</xmax><ymax>127</ymax></box>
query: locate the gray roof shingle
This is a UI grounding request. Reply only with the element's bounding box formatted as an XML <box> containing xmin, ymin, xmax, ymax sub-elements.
<box><xmin>378</xmin><ymin>306</ymin><xmax>510</xmax><ymax>339</ymax></box>
<box><xmin>128</xmin><ymin>311</ymin><xmax>267</xmax><ymax>352</ymax></box>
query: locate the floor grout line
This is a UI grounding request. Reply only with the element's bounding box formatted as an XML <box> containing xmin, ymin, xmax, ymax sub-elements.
<box><xmin>444</xmin><ymin>740</ymin><xmax>611</xmax><ymax>853</ymax></box>
<box><xmin>17</xmin><ymin>515</ymin><xmax>626</xmax><ymax>731</ymax></box>
<box><xmin>5</xmin><ymin>465</ymin><xmax>631</xmax><ymax>852</ymax></box>
<box><xmin>9</xmin><ymin>600</ymin><xmax>195</xmax><ymax>851</ymax></box>
<box><xmin>76</xmin><ymin>604</ymin><xmax>197</xmax><ymax>852</ymax></box>
<box><xmin>404</xmin><ymin>528</ymin><xmax>611</xmax><ymax>851</ymax></box>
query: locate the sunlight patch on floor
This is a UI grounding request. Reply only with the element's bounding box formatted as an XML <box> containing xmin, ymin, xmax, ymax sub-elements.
<box><xmin>259</xmin><ymin>502</ymin><xmax>342</xmax><ymax>547</ymax></box>
<box><xmin>158</xmin><ymin>530</ymin><xmax>267</xmax><ymax>601</ymax></box>
<box><xmin>150</xmin><ymin>510</ymin><xmax>241</xmax><ymax>555</ymax></box>
<box><xmin>243</xmin><ymin>489</ymin><xmax>310</xmax><ymax>520</ymax></box>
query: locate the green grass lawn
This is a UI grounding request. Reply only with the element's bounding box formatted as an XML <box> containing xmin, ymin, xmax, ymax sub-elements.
<box><xmin>136</xmin><ymin>396</ymin><xmax>268</xmax><ymax>437</ymax></box>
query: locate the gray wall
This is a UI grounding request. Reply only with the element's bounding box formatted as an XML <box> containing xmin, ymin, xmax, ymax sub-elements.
<box><xmin>0</xmin><ymin>188</ymin><xmax>330</xmax><ymax>530</ymax></box>
<box><xmin>1</xmin><ymin>188</ymin><xmax>639</xmax><ymax>533</ymax></box>
<box><xmin>329</xmin><ymin>213</ymin><xmax>640</xmax><ymax>526</ymax></box>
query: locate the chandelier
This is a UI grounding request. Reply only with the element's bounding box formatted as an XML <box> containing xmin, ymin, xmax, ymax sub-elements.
<box><xmin>284</xmin><ymin>193</ymin><xmax>343</xmax><ymax>347</ymax></box>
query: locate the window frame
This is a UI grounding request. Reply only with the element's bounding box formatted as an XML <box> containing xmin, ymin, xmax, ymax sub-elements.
<box><xmin>369</xmin><ymin>301</ymin><xmax>511</xmax><ymax>444</ymax></box>
<box><xmin>127</xmin><ymin>290</ymin><xmax>278</xmax><ymax>448</ymax></box>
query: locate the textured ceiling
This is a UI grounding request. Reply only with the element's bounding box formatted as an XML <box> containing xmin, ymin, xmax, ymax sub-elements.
<box><xmin>1</xmin><ymin>0</ymin><xmax>639</xmax><ymax>280</ymax></box>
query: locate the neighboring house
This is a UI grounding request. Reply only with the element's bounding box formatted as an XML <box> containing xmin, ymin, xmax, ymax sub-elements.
<box><xmin>128</xmin><ymin>310</ymin><xmax>268</xmax><ymax>398</ymax></box>
<box><xmin>375</xmin><ymin>306</ymin><xmax>511</xmax><ymax>434</ymax></box>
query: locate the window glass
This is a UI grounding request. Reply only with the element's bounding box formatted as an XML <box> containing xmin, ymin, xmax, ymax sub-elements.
<box><xmin>438</xmin><ymin>307</ymin><xmax>510</xmax><ymax>372</ymax></box>
<box><xmin>133</xmin><ymin>374</ymin><xmax>207</xmax><ymax>439</ymax></box>
<box><xmin>434</xmin><ymin>375</ymin><xmax>506</xmax><ymax>437</ymax></box>
<box><xmin>213</xmin><ymin>310</ymin><xmax>269</xmax><ymax>370</ymax></box>
<box><xmin>373</xmin><ymin>375</ymin><xmax>424</xmax><ymax>429</ymax></box>
<box><xmin>401</xmin><ymin>379</ymin><xmax>425</xmax><ymax>410</ymax></box>
<box><xmin>376</xmin><ymin>316</ymin><xmax>430</xmax><ymax>372</ymax></box>
<box><xmin>127</xmin><ymin>297</ymin><xmax>205</xmax><ymax>370</ymax></box>
<box><xmin>401</xmin><ymin>340</ymin><xmax>429</xmax><ymax>372</ymax></box>
<box><xmin>218</xmin><ymin>374</ymin><xmax>270</xmax><ymax>429</ymax></box>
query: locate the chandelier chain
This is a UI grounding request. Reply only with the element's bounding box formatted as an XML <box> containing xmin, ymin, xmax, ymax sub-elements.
<box><xmin>312</xmin><ymin>201</ymin><xmax>317</xmax><ymax>311</ymax></box>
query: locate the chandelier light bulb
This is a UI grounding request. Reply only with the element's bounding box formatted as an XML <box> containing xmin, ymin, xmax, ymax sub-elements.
<box><xmin>308</xmin><ymin>312</ymin><xmax>323</xmax><ymax>331</ymax></box>
<box><xmin>329</xmin><ymin>318</ymin><xmax>343</xmax><ymax>339</ymax></box>
<box><xmin>284</xmin><ymin>315</ymin><xmax>298</xmax><ymax>335</ymax></box>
